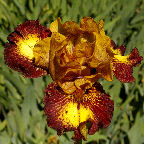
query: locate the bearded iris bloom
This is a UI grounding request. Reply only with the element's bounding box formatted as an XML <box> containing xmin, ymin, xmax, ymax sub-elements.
<box><xmin>4</xmin><ymin>17</ymin><xmax>143</xmax><ymax>143</ymax></box>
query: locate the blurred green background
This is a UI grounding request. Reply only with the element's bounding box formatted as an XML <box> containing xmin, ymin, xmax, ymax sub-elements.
<box><xmin>0</xmin><ymin>0</ymin><xmax>144</xmax><ymax>144</ymax></box>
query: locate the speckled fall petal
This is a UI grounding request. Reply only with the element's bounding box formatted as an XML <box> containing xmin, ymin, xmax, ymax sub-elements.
<box><xmin>43</xmin><ymin>82</ymin><xmax>113</xmax><ymax>142</ymax></box>
<box><xmin>111</xmin><ymin>41</ymin><xmax>143</xmax><ymax>82</ymax></box>
<box><xmin>4</xmin><ymin>20</ymin><xmax>51</xmax><ymax>78</ymax></box>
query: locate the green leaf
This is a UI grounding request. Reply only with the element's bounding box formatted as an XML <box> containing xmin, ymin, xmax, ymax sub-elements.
<box><xmin>128</xmin><ymin>112</ymin><xmax>144</xmax><ymax>144</ymax></box>
<box><xmin>0</xmin><ymin>120</ymin><xmax>7</xmax><ymax>131</ymax></box>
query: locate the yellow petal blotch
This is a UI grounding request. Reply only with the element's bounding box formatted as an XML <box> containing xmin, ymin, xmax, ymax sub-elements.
<box><xmin>58</xmin><ymin>102</ymin><xmax>94</xmax><ymax>128</ymax></box>
<box><xmin>114</xmin><ymin>55</ymin><xmax>129</xmax><ymax>63</ymax></box>
<box><xmin>16</xmin><ymin>34</ymin><xmax>39</xmax><ymax>59</ymax></box>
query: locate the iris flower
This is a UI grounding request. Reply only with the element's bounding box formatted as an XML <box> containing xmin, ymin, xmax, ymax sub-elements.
<box><xmin>4</xmin><ymin>17</ymin><xmax>143</xmax><ymax>143</ymax></box>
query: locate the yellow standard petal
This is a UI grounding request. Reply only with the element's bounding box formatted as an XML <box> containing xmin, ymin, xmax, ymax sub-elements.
<box><xmin>33</xmin><ymin>37</ymin><xmax>51</xmax><ymax>68</ymax></box>
<box><xmin>50</xmin><ymin>17</ymin><xmax>63</xmax><ymax>33</ymax></box>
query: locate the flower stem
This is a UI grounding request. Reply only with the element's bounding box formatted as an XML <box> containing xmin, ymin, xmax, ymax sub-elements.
<box><xmin>77</xmin><ymin>139</ymin><xmax>82</xmax><ymax>144</ymax></box>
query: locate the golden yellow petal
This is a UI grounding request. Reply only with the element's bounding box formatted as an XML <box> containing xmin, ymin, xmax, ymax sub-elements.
<box><xmin>98</xmin><ymin>63</ymin><xmax>113</xmax><ymax>81</ymax></box>
<box><xmin>62</xmin><ymin>21</ymin><xmax>80</xmax><ymax>35</ymax></box>
<box><xmin>80</xmin><ymin>17</ymin><xmax>99</xmax><ymax>33</ymax></box>
<box><xmin>59</xmin><ymin>81</ymin><xmax>76</xmax><ymax>94</ymax></box>
<box><xmin>56</xmin><ymin>40</ymin><xmax>74</xmax><ymax>67</ymax></box>
<box><xmin>50</xmin><ymin>17</ymin><xmax>63</xmax><ymax>33</ymax></box>
<box><xmin>74</xmin><ymin>36</ymin><xmax>94</xmax><ymax>58</ymax></box>
<box><xmin>51</xmin><ymin>32</ymin><xmax>66</xmax><ymax>47</ymax></box>
<box><xmin>97</xmin><ymin>19</ymin><xmax>105</xmax><ymax>35</ymax></box>
<box><xmin>88</xmin><ymin>31</ymin><xmax>111</xmax><ymax>68</ymax></box>
<box><xmin>33</xmin><ymin>37</ymin><xmax>51</xmax><ymax>68</ymax></box>
<box><xmin>49</xmin><ymin>33</ymin><xmax>66</xmax><ymax>79</ymax></box>
<box><xmin>74</xmin><ymin>78</ymin><xmax>92</xmax><ymax>90</ymax></box>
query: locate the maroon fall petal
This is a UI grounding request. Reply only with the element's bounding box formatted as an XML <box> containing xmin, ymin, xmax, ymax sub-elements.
<box><xmin>4</xmin><ymin>20</ymin><xmax>51</xmax><ymax>78</ymax></box>
<box><xmin>4</xmin><ymin>43</ymin><xmax>47</xmax><ymax>77</ymax></box>
<box><xmin>113</xmin><ymin>48</ymin><xmax>143</xmax><ymax>82</ymax></box>
<box><xmin>43</xmin><ymin>82</ymin><xmax>114</xmax><ymax>142</ymax></box>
